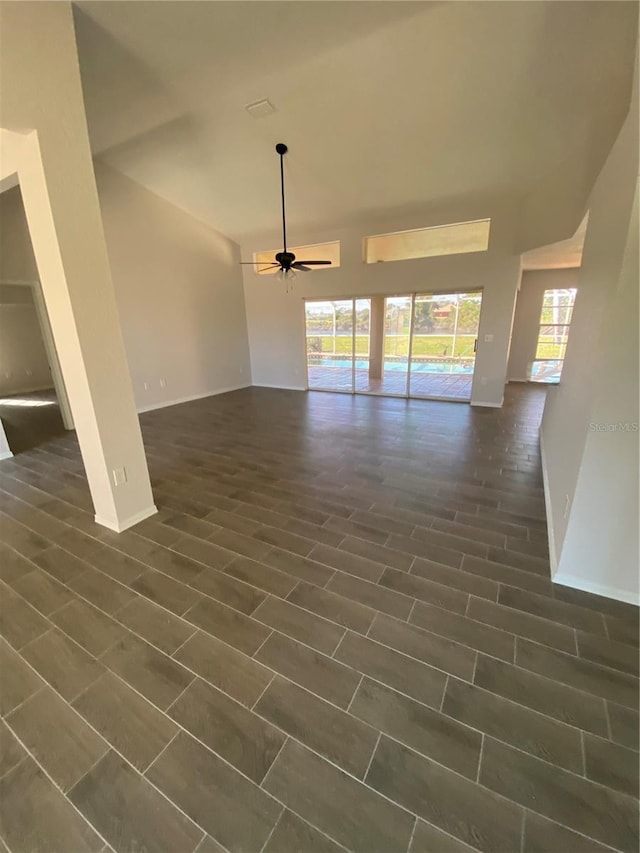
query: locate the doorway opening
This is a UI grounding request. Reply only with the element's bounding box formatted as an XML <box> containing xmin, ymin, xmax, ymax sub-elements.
<box><xmin>305</xmin><ymin>290</ymin><xmax>482</xmax><ymax>401</ymax></box>
<box><xmin>0</xmin><ymin>281</ymin><xmax>73</xmax><ymax>453</ymax></box>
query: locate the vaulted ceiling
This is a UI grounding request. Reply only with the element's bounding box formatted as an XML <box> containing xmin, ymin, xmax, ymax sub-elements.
<box><xmin>74</xmin><ymin>1</ymin><xmax>638</xmax><ymax>247</ymax></box>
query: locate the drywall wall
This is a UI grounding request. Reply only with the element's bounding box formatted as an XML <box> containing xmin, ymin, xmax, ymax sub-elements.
<box><xmin>0</xmin><ymin>186</ymin><xmax>38</xmax><ymax>282</ymax></box>
<box><xmin>556</xmin><ymin>178</ymin><xmax>639</xmax><ymax>602</ymax></box>
<box><xmin>95</xmin><ymin>163</ymin><xmax>251</xmax><ymax>411</ymax></box>
<box><xmin>508</xmin><ymin>268</ymin><xmax>579</xmax><ymax>381</ymax></box>
<box><xmin>0</xmin><ymin>286</ymin><xmax>52</xmax><ymax>395</ymax></box>
<box><xmin>540</xmin><ymin>55</ymin><xmax>639</xmax><ymax>602</ymax></box>
<box><xmin>0</xmin><ymin>190</ymin><xmax>52</xmax><ymax>397</ymax></box>
<box><xmin>242</xmin><ymin>197</ymin><xmax>522</xmax><ymax>407</ymax></box>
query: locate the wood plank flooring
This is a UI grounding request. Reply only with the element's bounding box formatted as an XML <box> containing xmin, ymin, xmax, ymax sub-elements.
<box><xmin>0</xmin><ymin>385</ymin><xmax>638</xmax><ymax>853</ymax></box>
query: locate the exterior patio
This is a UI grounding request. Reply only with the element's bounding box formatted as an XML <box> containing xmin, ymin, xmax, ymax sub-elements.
<box><xmin>307</xmin><ymin>365</ymin><xmax>473</xmax><ymax>400</ymax></box>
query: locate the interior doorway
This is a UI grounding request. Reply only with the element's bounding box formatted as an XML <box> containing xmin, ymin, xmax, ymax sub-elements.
<box><xmin>0</xmin><ymin>280</ymin><xmax>73</xmax><ymax>453</ymax></box>
<box><xmin>305</xmin><ymin>290</ymin><xmax>482</xmax><ymax>401</ymax></box>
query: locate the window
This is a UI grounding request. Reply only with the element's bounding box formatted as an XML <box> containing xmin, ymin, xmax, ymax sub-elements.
<box><xmin>253</xmin><ymin>241</ymin><xmax>340</xmax><ymax>274</ymax></box>
<box><xmin>364</xmin><ymin>219</ymin><xmax>490</xmax><ymax>264</ymax></box>
<box><xmin>531</xmin><ymin>288</ymin><xmax>577</xmax><ymax>383</ymax></box>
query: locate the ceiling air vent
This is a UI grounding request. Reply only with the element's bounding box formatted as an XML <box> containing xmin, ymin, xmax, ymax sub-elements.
<box><xmin>245</xmin><ymin>99</ymin><xmax>276</xmax><ymax>119</ymax></box>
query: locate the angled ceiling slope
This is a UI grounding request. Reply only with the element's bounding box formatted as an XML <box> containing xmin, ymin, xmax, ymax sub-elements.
<box><xmin>74</xmin><ymin>1</ymin><xmax>638</xmax><ymax>246</ymax></box>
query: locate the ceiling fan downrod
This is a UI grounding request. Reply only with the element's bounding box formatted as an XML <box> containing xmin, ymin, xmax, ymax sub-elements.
<box><xmin>239</xmin><ymin>142</ymin><xmax>332</xmax><ymax>279</ymax></box>
<box><xmin>275</xmin><ymin>142</ymin><xmax>289</xmax><ymax>258</ymax></box>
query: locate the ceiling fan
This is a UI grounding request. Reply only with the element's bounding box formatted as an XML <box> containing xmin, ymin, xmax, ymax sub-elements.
<box><xmin>240</xmin><ymin>143</ymin><xmax>332</xmax><ymax>281</ymax></box>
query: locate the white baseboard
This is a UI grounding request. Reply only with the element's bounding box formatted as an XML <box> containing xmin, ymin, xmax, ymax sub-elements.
<box><xmin>252</xmin><ymin>384</ymin><xmax>307</xmax><ymax>392</ymax></box>
<box><xmin>137</xmin><ymin>384</ymin><xmax>250</xmax><ymax>414</ymax></box>
<box><xmin>552</xmin><ymin>571</ymin><xmax>640</xmax><ymax>606</ymax></box>
<box><xmin>0</xmin><ymin>450</ymin><xmax>14</xmax><ymax>461</ymax></box>
<box><xmin>508</xmin><ymin>378</ymin><xmax>530</xmax><ymax>383</ymax></box>
<box><xmin>539</xmin><ymin>429</ymin><xmax>558</xmax><ymax>577</ymax></box>
<box><xmin>95</xmin><ymin>504</ymin><xmax>158</xmax><ymax>533</ymax></box>
<box><xmin>0</xmin><ymin>384</ymin><xmax>55</xmax><ymax>397</ymax></box>
<box><xmin>470</xmin><ymin>399</ymin><xmax>503</xmax><ymax>408</ymax></box>
<box><xmin>411</xmin><ymin>395</ymin><xmax>469</xmax><ymax>404</ymax></box>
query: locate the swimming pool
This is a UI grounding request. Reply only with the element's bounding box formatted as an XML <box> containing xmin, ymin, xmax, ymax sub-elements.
<box><xmin>311</xmin><ymin>359</ymin><xmax>474</xmax><ymax>375</ymax></box>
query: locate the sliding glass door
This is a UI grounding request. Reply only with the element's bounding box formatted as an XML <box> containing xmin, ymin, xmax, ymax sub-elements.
<box><xmin>408</xmin><ymin>292</ymin><xmax>480</xmax><ymax>401</ymax></box>
<box><xmin>305</xmin><ymin>290</ymin><xmax>482</xmax><ymax>401</ymax></box>
<box><xmin>305</xmin><ymin>300</ymin><xmax>354</xmax><ymax>392</ymax></box>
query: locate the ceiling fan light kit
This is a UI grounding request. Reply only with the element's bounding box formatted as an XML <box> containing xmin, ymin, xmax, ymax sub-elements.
<box><xmin>239</xmin><ymin>143</ymin><xmax>332</xmax><ymax>287</ymax></box>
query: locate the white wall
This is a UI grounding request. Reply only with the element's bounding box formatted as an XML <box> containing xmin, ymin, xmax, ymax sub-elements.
<box><xmin>242</xmin><ymin>198</ymin><xmax>523</xmax><ymax>407</ymax></box>
<box><xmin>0</xmin><ymin>166</ymin><xmax>251</xmax><ymax>413</ymax></box>
<box><xmin>0</xmin><ymin>186</ymin><xmax>38</xmax><ymax>282</ymax></box>
<box><xmin>540</xmin><ymin>57</ymin><xmax>639</xmax><ymax>603</ymax></box>
<box><xmin>508</xmin><ymin>268</ymin><xmax>579</xmax><ymax>381</ymax></box>
<box><xmin>0</xmin><ymin>286</ymin><xmax>53</xmax><ymax>395</ymax></box>
<box><xmin>557</xmin><ymin>179</ymin><xmax>639</xmax><ymax>603</ymax></box>
<box><xmin>95</xmin><ymin>163</ymin><xmax>251</xmax><ymax>411</ymax></box>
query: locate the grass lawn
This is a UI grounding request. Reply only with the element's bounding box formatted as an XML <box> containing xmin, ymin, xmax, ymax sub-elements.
<box><xmin>310</xmin><ymin>334</ymin><xmax>477</xmax><ymax>358</ymax></box>
<box><xmin>308</xmin><ymin>334</ymin><xmax>567</xmax><ymax>360</ymax></box>
<box><xmin>536</xmin><ymin>339</ymin><xmax>567</xmax><ymax>359</ymax></box>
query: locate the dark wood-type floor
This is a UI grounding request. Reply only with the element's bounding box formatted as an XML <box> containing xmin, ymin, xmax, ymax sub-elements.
<box><xmin>0</xmin><ymin>385</ymin><xmax>638</xmax><ymax>853</ymax></box>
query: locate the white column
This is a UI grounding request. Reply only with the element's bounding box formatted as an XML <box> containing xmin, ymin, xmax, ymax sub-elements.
<box><xmin>0</xmin><ymin>4</ymin><xmax>156</xmax><ymax>531</ymax></box>
<box><xmin>369</xmin><ymin>296</ymin><xmax>386</xmax><ymax>381</ymax></box>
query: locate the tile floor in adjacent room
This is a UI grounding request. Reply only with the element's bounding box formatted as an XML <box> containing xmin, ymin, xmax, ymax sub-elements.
<box><xmin>0</xmin><ymin>385</ymin><xmax>638</xmax><ymax>853</ymax></box>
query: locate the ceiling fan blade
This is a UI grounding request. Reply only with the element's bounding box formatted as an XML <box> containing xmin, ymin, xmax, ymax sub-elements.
<box><xmin>239</xmin><ymin>262</ymin><xmax>279</xmax><ymax>267</ymax></box>
<box><xmin>292</xmin><ymin>263</ymin><xmax>312</xmax><ymax>271</ymax></box>
<box><xmin>296</xmin><ymin>260</ymin><xmax>332</xmax><ymax>265</ymax></box>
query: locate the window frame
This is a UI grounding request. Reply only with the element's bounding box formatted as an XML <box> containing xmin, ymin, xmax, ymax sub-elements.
<box><xmin>363</xmin><ymin>219</ymin><xmax>491</xmax><ymax>265</ymax></box>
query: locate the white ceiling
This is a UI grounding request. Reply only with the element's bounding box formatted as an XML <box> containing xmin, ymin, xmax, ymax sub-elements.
<box><xmin>74</xmin><ymin>1</ymin><xmax>638</xmax><ymax>245</ymax></box>
<box><xmin>521</xmin><ymin>214</ymin><xmax>588</xmax><ymax>270</ymax></box>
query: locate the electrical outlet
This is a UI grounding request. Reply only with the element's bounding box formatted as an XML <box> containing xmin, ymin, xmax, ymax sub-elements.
<box><xmin>480</xmin><ymin>377</ymin><xmax>487</xmax><ymax>386</ymax></box>
<box><xmin>159</xmin><ymin>378</ymin><xmax>166</xmax><ymax>389</ymax></box>
<box><xmin>112</xmin><ymin>467</ymin><xmax>127</xmax><ymax>486</ymax></box>
<box><xmin>484</xmin><ymin>334</ymin><xmax>494</xmax><ymax>343</ymax></box>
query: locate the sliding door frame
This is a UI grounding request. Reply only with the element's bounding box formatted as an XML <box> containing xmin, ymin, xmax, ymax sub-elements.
<box><xmin>303</xmin><ymin>297</ymin><xmax>356</xmax><ymax>394</ymax></box>
<box><xmin>406</xmin><ymin>293</ymin><xmax>417</xmax><ymax>399</ymax></box>
<box><xmin>303</xmin><ymin>287</ymin><xmax>483</xmax><ymax>401</ymax></box>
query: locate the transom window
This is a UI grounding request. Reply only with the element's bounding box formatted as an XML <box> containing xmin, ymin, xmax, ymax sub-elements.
<box><xmin>364</xmin><ymin>219</ymin><xmax>490</xmax><ymax>264</ymax></box>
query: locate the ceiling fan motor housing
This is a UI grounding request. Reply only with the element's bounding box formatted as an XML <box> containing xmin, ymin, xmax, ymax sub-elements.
<box><xmin>275</xmin><ymin>251</ymin><xmax>296</xmax><ymax>268</ymax></box>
